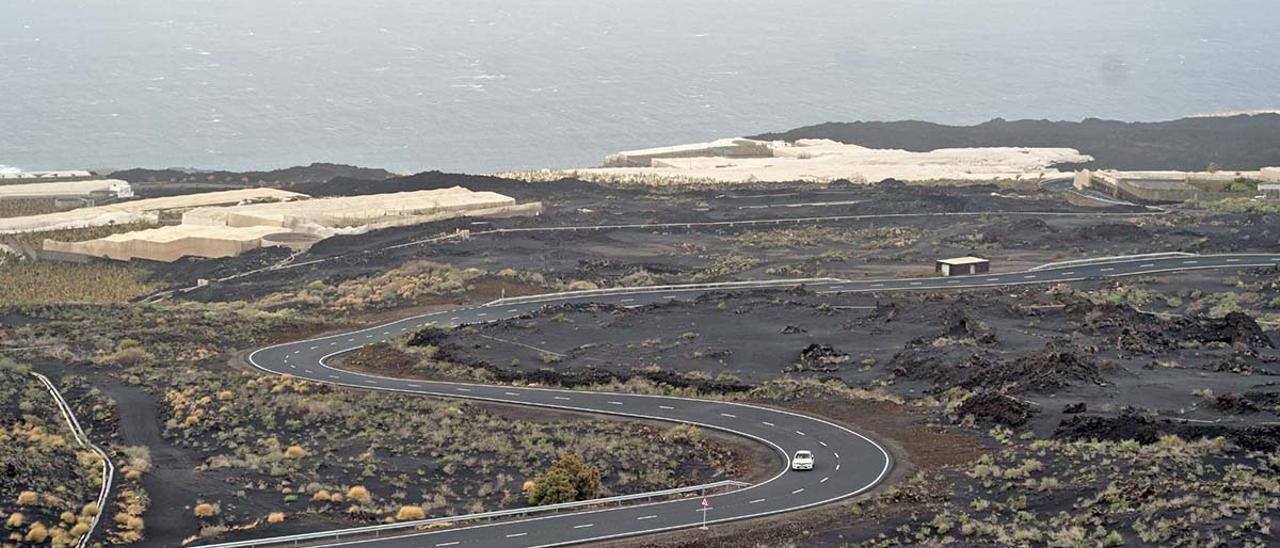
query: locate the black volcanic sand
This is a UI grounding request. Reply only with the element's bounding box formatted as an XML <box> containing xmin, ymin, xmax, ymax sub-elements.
<box><xmin>414</xmin><ymin>281</ymin><xmax>1279</xmax><ymax>438</ymax></box>
<box><xmin>753</xmin><ymin>114</ymin><xmax>1280</xmax><ymax>171</ymax></box>
<box><xmin>155</xmin><ymin>177</ymin><xmax>1276</xmax><ymax>304</ymax></box>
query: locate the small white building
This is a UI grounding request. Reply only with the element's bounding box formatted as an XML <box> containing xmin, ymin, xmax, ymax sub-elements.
<box><xmin>936</xmin><ymin>256</ymin><xmax>991</xmax><ymax>277</ymax></box>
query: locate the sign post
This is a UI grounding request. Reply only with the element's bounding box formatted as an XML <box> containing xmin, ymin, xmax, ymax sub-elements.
<box><xmin>700</xmin><ymin>497</ymin><xmax>711</xmax><ymax>530</ymax></box>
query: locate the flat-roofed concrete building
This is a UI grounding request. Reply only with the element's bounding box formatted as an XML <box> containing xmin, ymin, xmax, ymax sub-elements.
<box><xmin>0</xmin><ymin>179</ymin><xmax>134</xmax><ymax>200</ymax></box>
<box><xmin>0</xmin><ymin>188</ymin><xmax>306</xmax><ymax>234</ymax></box>
<box><xmin>1074</xmin><ymin>169</ymin><xmax>1275</xmax><ymax>203</ymax></box>
<box><xmin>0</xmin><ymin>170</ymin><xmax>94</xmax><ymax>181</ymax></box>
<box><xmin>604</xmin><ymin>138</ymin><xmax>774</xmax><ymax>168</ymax></box>
<box><xmin>183</xmin><ymin>186</ymin><xmax>536</xmax><ymax>233</ymax></box>
<box><xmin>1261</xmin><ymin>183</ymin><xmax>1280</xmax><ymax>200</ymax></box>
<box><xmin>936</xmin><ymin>256</ymin><xmax>990</xmax><ymax>276</ymax></box>
<box><xmin>42</xmin><ymin>225</ymin><xmax>298</xmax><ymax>262</ymax></box>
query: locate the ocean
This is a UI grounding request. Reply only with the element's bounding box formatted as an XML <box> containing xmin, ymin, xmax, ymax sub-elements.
<box><xmin>1</xmin><ymin>0</ymin><xmax>1277</xmax><ymax>174</ymax></box>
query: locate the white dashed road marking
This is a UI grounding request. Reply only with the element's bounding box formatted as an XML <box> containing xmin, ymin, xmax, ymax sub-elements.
<box><xmin>791</xmin><ymin>488</ymin><xmax>805</xmax><ymax>495</ymax></box>
<box><xmin>761</xmin><ymin>421</ymin><xmax>775</xmax><ymax>427</ymax></box>
<box><xmin>637</xmin><ymin>515</ymin><xmax>657</xmax><ymax>521</ymax></box>
<box><xmin>658</xmin><ymin>405</ymin><xmax>674</xmax><ymax>410</ymax></box>
<box><xmin>720</xmin><ymin>413</ymin><xmax>737</xmax><ymax>418</ymax></box>
<box><xmin>573</xmin><ymin>524</ymin><xmax>593</xmax><ymax>529</ymax></box>
<box><xmin>506</xmin><ymin>532</ymin><xmax>527</xmax><ymax>538</ymax></box>
<box><xmin>555</xmin><ymin>396</ymin><xmax>571</xmax><ymax>401</ymax></box>
<box><xmin>749</xmin><ymin>498</ymin><xmax>766</xmax><ymax>504</ymax></box>
<box><xmin>795</xmin><ymin>430</ymin><xmax>806</xmax><ymax>436</ymax></box>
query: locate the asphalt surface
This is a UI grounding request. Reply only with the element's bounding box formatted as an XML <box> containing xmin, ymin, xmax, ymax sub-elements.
<box><xmin>245</xmin><ymin>253</ymin><xmax>1280</xmax><ymax>548</ymax></box>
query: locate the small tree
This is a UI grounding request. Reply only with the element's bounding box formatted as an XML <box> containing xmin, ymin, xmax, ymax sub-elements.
<box><xmin>525</xmin><ymin>452</ymin><xmax>601</xmax><ymax>505</ymax></box>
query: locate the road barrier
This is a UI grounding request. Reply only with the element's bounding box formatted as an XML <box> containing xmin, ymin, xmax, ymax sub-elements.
<box><xmin>31</xmin><ymin>372</ymin><xmax>114</xmax><ymax>548</ymax></box>
<box><xmin>1028</xmin><ymin>252</ymin><xmax>1197</xmax><ymax>271</ymax></box>
<box><xmin>197</xmin><ymin>479</ymin><xmax>751</xmax><ymax>548</ymax></box>
<box><xmin>485</xmin><ymin>278</ymin><xmax>844</xmax><ymax>307</ymax></box>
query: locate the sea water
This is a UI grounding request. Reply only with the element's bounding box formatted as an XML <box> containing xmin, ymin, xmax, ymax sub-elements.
<box><xmin>1</xmin><ymin>0</ymin><xmax>1276</xmax><ymax>173</ymax></box>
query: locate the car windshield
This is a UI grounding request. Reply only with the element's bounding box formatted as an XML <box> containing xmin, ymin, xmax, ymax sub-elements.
<box><xmin>795</xmin><ymin>451</ymin><xmax>812</xmax><ymax>458</ymax></box>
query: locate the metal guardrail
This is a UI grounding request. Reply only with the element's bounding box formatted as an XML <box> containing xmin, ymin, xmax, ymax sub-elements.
<box><xmin>197</xmin><ymin>479</ymin><xmax>750</xmax><ymax>548</ymax></box>
<box><xmin>31</xmin><ymin>372</ymin><xmax>114</xmax><ymax>548</ymax></box>
<box><xmin>486</xmin><ymin>278</ymin><xmax>845</xmax><ymax>307</ymax></box>
<box><xmin>1028</xmin><ymin>252</ymin><xmax>1196</xmax><ymax>271</ymax></box>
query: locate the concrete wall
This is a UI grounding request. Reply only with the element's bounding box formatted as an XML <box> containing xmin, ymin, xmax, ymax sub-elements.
<box><xmin>42</xmin><ymin>226</ymin><xmax>283</xmax><ymax>262</ymax></box>
<box><xmin>605</xmin><ymin>139</ymin><xmax>773</xmax><ymax>168</ymax></box>
<box><xmin>1077</xmin><ymin>170</ymin><xmax>1239</xmax><ymax>203</ymax></box>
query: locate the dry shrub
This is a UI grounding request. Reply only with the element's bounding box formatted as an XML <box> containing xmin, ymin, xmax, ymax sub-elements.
<box><xmin>346</xmin><ymin>486</ymin><xmax>371</xmax><ymax>504</ymax></box>
<box><xmin>266</xmin><ymin>512</ymin><xmax>285</xmax><ymax>524</ymax></box>
<box><xmin>80</xmin><ymin>502</ymin><xmax>99</xmax><ymax>517</ymax></box>
<box><xmin>25</xmin><ymin>522</ymin><xmax>48</xmax><ymax>543</ymax></box>
<box><xmin>283</xmin><ymin>445</ymin><xmax>306</xmax><ymax>459</ymax></box>
<box><xmin>193</xmin><ymin>503</ymin><xmax>218</xmax><ymax>518</ymax></box>
<box><xmin>395</xmin><ymin>506</ymin><xmax>426</xmax><ymax>521</ymax></box>
<box><xmin>16</xmin><ymin>491</ymin><xmax>38</xmax><ymax>505</ymax></box>
<box><xmin>7</xmin><ymin>512</ymin><xmax>25</xmax><ymax>528</ymax></box>
<box><xmin>311</xmin><ymin>490</ymin><xmax>332</xmax><ymax>502</ymax></box>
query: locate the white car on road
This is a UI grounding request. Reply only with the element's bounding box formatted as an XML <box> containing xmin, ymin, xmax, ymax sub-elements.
<box><xmin>791</xmin><ymin>450</ymin><xmax>815</xmax><ymax>471</ymax></box>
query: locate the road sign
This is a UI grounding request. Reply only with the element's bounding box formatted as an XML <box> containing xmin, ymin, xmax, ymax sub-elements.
<box><xmin>700</xmin><ymin>497</ymin><xmax>711</xmax><ymax>530</ymax></box>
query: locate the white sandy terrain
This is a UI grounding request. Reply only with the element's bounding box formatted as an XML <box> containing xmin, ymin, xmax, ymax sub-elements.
<box><xmin>579</xmin><ymin>139</ymin><xmax>1092</xmax><ymax>183</ymax></box>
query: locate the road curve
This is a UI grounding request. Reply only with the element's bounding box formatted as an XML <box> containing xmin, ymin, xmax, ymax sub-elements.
<box><xmin>245</xmin><ymin>253</ymin><xmax>1279</xmax><ymax>547</ymax></box>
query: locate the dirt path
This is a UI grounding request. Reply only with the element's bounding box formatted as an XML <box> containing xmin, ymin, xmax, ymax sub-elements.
<box><xmin>90</xmin><ymin>379</ymin><xmax>204</xmax><ymax>547</ymax></box>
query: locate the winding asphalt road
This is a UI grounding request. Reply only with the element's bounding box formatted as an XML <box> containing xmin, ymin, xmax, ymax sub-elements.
<box><xmin>245</xmin><ymin>253</ymin><xmax>1280</xmax><ymax>547</ymax></box>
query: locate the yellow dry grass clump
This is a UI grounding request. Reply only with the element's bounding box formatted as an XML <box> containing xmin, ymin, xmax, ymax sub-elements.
<box><xmin>346</xmin><ymin>486</ymin><xmax>371</xmax><ymax>504</ymax></box>
<box><xmin>266</xmin><ymin>512</ymin><xmax>286</xmax><ymax>524</ymax></box>
<box><xmin>16</xmin><ymin>491</ymin><xmax>38</xmax><ymax>505</ymax></box>
<box><xmin>193</xmin><ymin>503</ymin><xmax>217</xmax><ymax>518</ymax></box>
<box><xmin>395</xmin><ymin>506</ymin><xmax>426</xmax><ymax>521</ymax></box>
<box><xmin>25</xmin><ymin>521</ymin><xmax>49</xmax><ymax>543</ymax></box>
